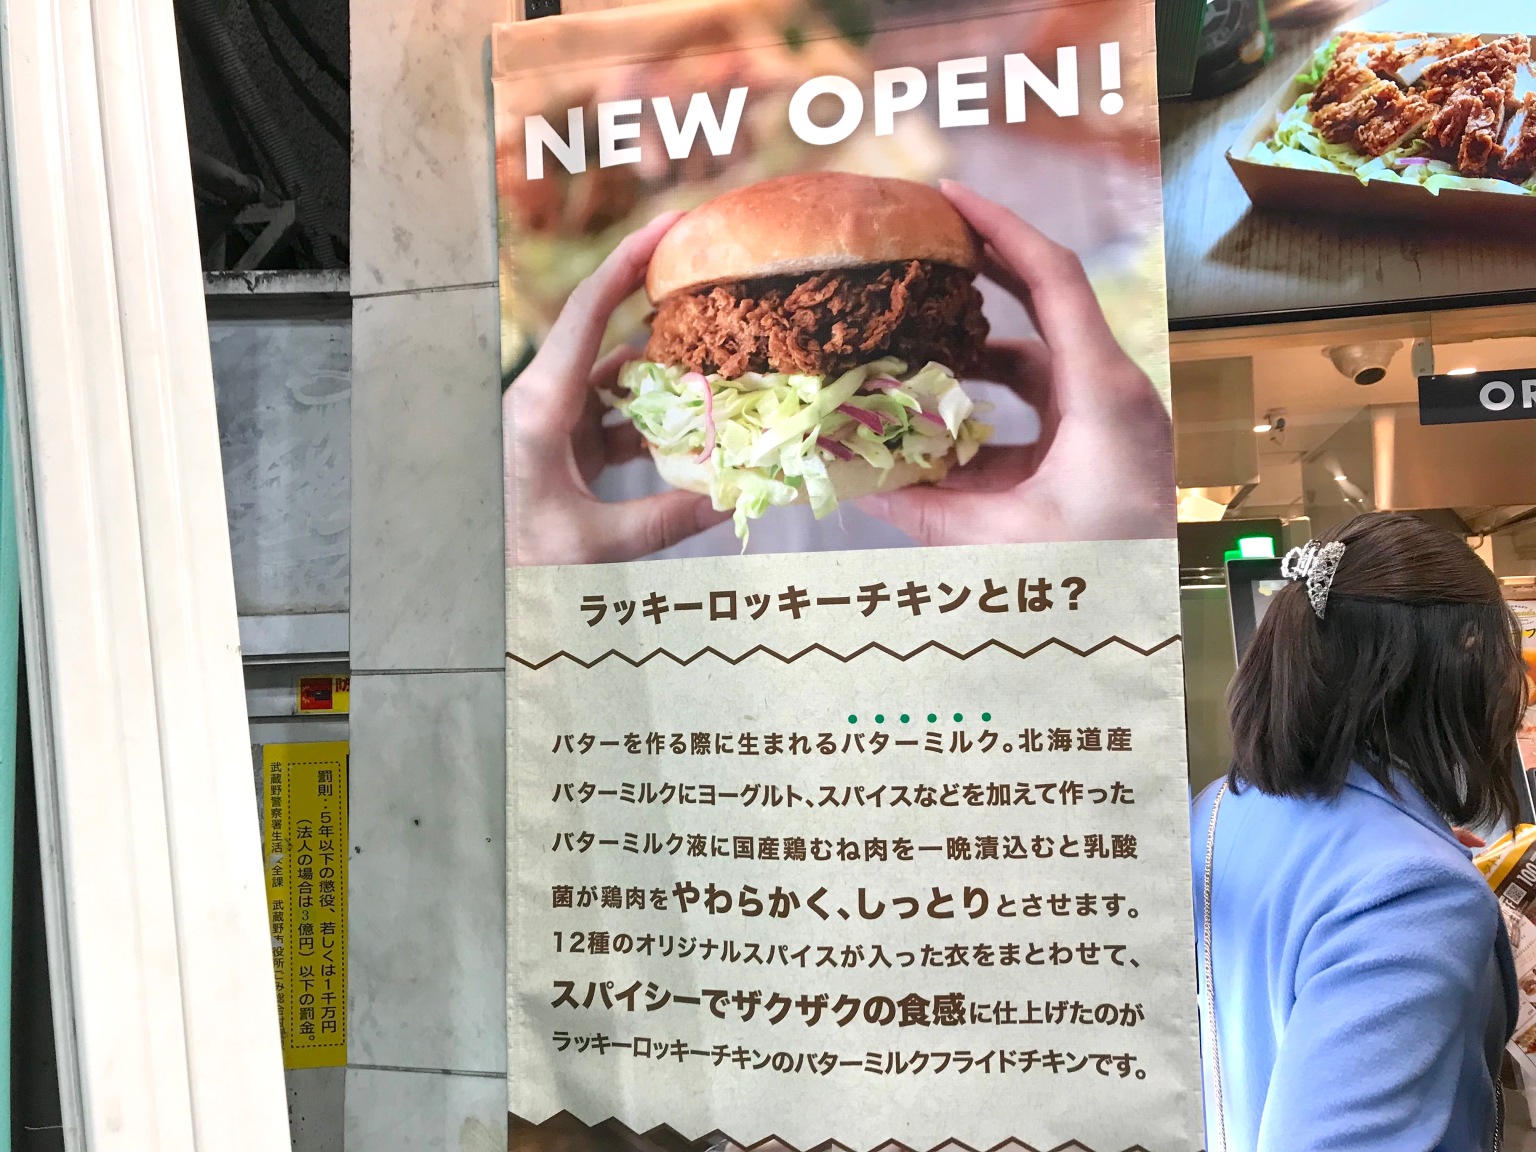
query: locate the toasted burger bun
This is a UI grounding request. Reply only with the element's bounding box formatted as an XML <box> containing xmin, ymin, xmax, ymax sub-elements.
<box><xmin>646</xmin><ymin>173</ymin><xmax>983</xmax><ymax>302</ymax></box>
<box><xmin>650</xmin><ymin>446</ymin><xmax>953</xmax><ymax>506</ymax></box>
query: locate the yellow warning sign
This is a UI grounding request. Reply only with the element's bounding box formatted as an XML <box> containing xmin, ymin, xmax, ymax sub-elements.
<box><xmin>263</xmin><ymin>741</ymin><xmax>348</xmax><ymax>1069</ymax></box>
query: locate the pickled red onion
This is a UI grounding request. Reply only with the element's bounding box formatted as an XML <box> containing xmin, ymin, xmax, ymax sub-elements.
<box><xmin>818</xmin><ymin>437</ymin><xmax>855</xmax><ymax>462</ymax></box>
<box><xmin>836</xmin><ymin>404</ymin><xmax>889</xmax><ymax>433</ymax></box>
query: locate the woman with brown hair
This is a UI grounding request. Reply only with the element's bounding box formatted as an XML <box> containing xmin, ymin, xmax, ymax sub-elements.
<box><xmin>1195</xmin><ymin>511</ymin><xmax>1527</xmax><ymax>1151</ymax></box>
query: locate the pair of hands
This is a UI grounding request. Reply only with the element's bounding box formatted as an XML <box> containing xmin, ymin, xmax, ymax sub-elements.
<box><xmin>505</xmin><ymin>182</ymin><xmax>1174</xmax><ymax>568</ymax></box>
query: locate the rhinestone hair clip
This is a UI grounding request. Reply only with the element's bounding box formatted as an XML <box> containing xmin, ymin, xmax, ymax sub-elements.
<box><xmin>1281</xmin><ymin>540</ymin><xmax>1346</xmax><ymax>620</ymax></box>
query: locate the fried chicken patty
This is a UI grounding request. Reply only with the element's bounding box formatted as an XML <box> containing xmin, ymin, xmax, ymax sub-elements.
<box><xmin>644</xmin><ymin>261</ymin><xmax>990</xmax><ymax>378</ymax></box>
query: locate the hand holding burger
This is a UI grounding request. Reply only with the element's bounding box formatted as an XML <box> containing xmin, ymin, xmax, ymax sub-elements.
<box><xmin>504</xmin><ymin>212</ymin><xmax>731</xmax><ymax>568</ymax></box>
<box><xmin>856</xmin><ymin>182</ymin><xmax>1176</xmax><ymax>547</ymax></box>
<box><xmin>508</xmin><ymin>174</ymin><xmax>1174</xmax><ymax>567</ymax></box>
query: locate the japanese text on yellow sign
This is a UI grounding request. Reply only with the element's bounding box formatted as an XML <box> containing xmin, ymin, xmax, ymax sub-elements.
<box><xmin>264</xmin><ymin>741</ymin><xmax>348</xmax><ymax>1068</ymax></box>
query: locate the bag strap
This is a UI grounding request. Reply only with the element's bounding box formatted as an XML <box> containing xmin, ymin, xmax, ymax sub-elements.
<box><xmin>1203</xmin><ymin>781</ymin><xmax>1229</xmax><ymax>1152</ymax></box>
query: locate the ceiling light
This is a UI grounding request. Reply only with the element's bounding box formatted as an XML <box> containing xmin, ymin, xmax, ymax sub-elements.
<box><xmin>1447</xmin><ymin>367</ymin><xmax>1478</xmax><ymax>376</ymax></box>
<box><xmin>1253</xmin><ymin>421</ymin><xmax>1273</xmax><ymax>433</ymax></box>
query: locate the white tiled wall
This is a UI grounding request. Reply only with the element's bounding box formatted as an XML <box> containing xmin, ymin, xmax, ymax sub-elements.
<box><xmin>348</xmin><ymin>672</ymin><xmax>506</xmax><ymax>1074</ymax></box>
<box><xmin>350</xmin><ymin>289</ymin><xmax>502</xmax><ymax>671</ymax></box>
<box><xmin>350</xmin><ymin>0</ymin><xmax>504</xmax><ymax>296</ymax></box>
<box><xmin>348</xmin><ymin>0</ymin><xmax>512</xmax><ymax>1143</ymax></box>
<box><xmin>211</xmin><ymin>316</ymin><xmax>352</xmax><ymax>615</ymax></box>
<box><xmin>289</xmin><ymin>1067</ymin><xmax>346</xmax><ymax>1152</ymax></box>
<box><xmin>345</xmin><ymin>1068</ymin><xmax>506</xmax><ymax>1152</ymax></box>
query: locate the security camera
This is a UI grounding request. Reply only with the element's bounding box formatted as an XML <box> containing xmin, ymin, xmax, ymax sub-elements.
<box><xmin>1324</xmin><ymin>341</ymin><xmax>1403</xmax><ymax>386</ymax></box>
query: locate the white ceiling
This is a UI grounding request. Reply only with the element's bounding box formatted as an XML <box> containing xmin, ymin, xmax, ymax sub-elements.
<box><xmin>1246</xmin><ymin>336</ymin><xmax>1536</xmax><ymax>455</ymax></box>
<box><xmin>1174</xmin><ymin>320</ymin><xmax>1536</xmax><ymax>520</ymax></box>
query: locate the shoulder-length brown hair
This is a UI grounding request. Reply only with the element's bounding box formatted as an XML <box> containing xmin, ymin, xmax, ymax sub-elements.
<box><xmin>1228</xmin><ymin>511</ymin><xmax>1527</xmax><ymax>828</ymax></box>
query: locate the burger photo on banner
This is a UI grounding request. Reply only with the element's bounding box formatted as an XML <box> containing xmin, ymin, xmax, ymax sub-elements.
<box><xmin>618</xmin><ymin>173</ymin><xmax>994</xmax><ymax>543</ymax></box>
<box><xmin>497</xmin><ymin>0</ymin><xmax>1176</xmax><ymax>567</ymax></box>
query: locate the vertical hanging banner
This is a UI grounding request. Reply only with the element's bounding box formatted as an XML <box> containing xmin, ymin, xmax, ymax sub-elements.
<box><xmin>263</xmin><ymin>741</ymin><xmax>349</xmax><ymax>1069</ymax></box>
<box><xmin>497</xmin><ymin>2</ymin><xmax>1201</xmax><ymax>1150</ymax></box>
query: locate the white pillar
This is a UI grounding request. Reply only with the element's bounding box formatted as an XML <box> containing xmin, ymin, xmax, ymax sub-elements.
<box><xmin>0</xmin><ymin>0</ymin><xmax>291</xmax><ymax>1146</ymax></box>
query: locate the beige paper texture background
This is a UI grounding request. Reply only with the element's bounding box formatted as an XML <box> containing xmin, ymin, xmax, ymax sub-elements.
<box><xmin>508</xmin><ymin>539</ymin><xmax>1201</xmax><ymax>1151</ymax></box>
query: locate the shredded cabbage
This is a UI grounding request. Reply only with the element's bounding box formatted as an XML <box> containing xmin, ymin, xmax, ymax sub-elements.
<box><xmin>607</xmin><ymin>357</ymin><xmax>992</xmax><ymax>542</ymax></box>
<box><xmin>1295</xmin><ymin>37</ymin><xmax>1340</xmax><ymax>89</ymax></box>
<box><xmin>1423</xmin><ymin>173</ymin><xmax>1530</xmax><ymax>196</ymax></box>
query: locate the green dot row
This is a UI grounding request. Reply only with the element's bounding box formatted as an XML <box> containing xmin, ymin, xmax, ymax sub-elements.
<box><xmin>847</xmin><ymin>712</ymin><xmax>992</xmax><ymax>724</ymax></box>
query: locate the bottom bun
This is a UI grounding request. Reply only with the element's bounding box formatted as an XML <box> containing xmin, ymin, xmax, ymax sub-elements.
<box><xmin>650</xmin><ymin>447</ymin><xmax>952</xmax><ymax>507</ymax></box>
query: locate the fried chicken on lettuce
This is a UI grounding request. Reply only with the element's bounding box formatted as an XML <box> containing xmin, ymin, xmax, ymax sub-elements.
<box><xmin>1500</xmin><ymin>93</ymin><xmax>1536</xmax><ymax>181</ymax></box>
<box><xmin>1423</xmin><ymin>79</ymin><xmax>1507</xmax><ymax>174</ymax></box>
<box><xmin>1421</xmin><ymin>37</ymin><xmax>1529</xmax><ymax>94</ymax></box>
<box><xmin>1314</xmin><ymin>80</ymin><xmax>1436</xmax><ymax>156</ymax></box>
<box><xmin>1250</xmin><ymin>32</ymin><xmax>1536</xmax><ymax>194</ymax></box>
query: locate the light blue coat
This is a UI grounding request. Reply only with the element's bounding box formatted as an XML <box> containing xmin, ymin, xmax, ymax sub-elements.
<box><xmin>1192</xmin><ymin>766</ymin><xmax>1515</xmax><ymax>1151</ymax></box>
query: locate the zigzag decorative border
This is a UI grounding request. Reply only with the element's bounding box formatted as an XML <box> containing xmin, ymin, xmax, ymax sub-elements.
<box><xmin>506</xmin><ymin>634</ymin><xmax>1182</xmax><ymax>671</ymax></box>
<box><xmin>507</xmin><ymin>1110</ymin><xmax>1181</xmax><ymax>1152</ymax></box>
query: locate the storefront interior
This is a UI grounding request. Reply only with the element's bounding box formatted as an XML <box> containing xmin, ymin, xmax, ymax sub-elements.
<box><xmin>1171</xmin><ymin>303</ymin><xmax>1536</xmax><ymax>796</ymax></box>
